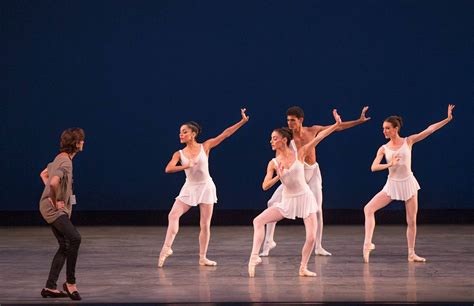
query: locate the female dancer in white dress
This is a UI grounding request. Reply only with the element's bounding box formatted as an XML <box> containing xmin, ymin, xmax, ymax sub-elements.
<box><xmin>363</xmin><ymin>104</ymin><xmax>455</xmax><ymax>263</ymax></box>
<box><xmin>248</xmin><ymin>110</ymin><xmax>341</xmax><ymax>277</ymax></box>
<box><xmin>158</xmin><ymin>109</ymin><xmax>249</xmax><ymax>267</ymax></box>
<box><xmin>261</xmin><ymin>106</ymin><xmax>370</xmax><ymax>257</ymax></box>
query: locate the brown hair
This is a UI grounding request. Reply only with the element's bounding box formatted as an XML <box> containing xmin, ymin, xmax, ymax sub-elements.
<box><xmin>384</xmin><ymin>116</ymin><xmax>403</xmax><ymax>130</ymax></box>
<box><xmin>273</xmin><ymin>127</ymin><xmax>293</xmax><ymax>146</ymax></box>
<box><xmin>60</xmin><ymin>128</ymin><xmax>85</xmax><ymax>154</ymax></box>
<box><xmin>286</xmin><ymin>106</ymin><xmax>305</xmax><ymax>119</ymax></box>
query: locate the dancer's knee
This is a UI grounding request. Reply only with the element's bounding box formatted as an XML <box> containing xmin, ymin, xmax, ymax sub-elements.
<box><xmin>253</xmin><ymin>216</ymin><xmax>264</xmax><ymax>228</ymax></box>
<box><xmin>167</xmin><ymin>214</ymin><xmax>180</xmax><ymax>235</ymax></box>
<box><xmin>306</xmin><ymin>233</ymin><xmax>316</xmax><ymax>245</ymax></box>
<box><xmin>406</xmin><ymin>216</ymin><xmax>416</xmax><ymax>228</ymax></box>
<box><xmin>364</xmin><ymin>204</ymin><xmax>374</xmax><ymax>216</ymax></box>
<box><xmin>200</xmin><ymin>221</ymin><xmax>211</xmax><ymax>233</ymax></box>
<box><xmin>168</xmin><ymin>211</ymin><xmax>181</xmax><ymax>223</ymax></box>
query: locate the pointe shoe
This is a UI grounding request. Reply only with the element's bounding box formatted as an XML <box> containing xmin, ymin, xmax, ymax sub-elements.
<box><xmin>41</xmin><ymin>288</ymin><xmax>68</xmax><ymax>298</ymax></box>
<box><xmin>199</xmin><ymin>257</ymin><xmax>217</xmax><ymax>266</ymax></box>
<box><xmin>363</xmin><ymin>243</ymin><xmax>376</xmax><ymax>263</ymax></box>
<box><xmin>158</xmin><ymin>247</ymin><xmax>173</xmax><ymax>268</ymax></box>
<box><xmin>299</xmin><ymin>265</ymin><xmax>317</xmax><ymax>277</ymax></box>
<box><xmin>315</xmin><ymin>246</ymin><xmax>332</xmax><ymax>256</ymax></box>
<box><xmin>259</xmin><ymin>241</ymin><xmax>276</xmax><ymax>257</ymax></box>
<box><xmin>63</xmin><ymin>282</ymin><xmax>81</xmax><ymax>301</ymax></box>
<box><xmin>248</xmin><ymin>255</ymin><xmax>262</xmax><ymax>278</ymax></box>
<box><xmin>408</xmin><ymin>253</ymin><xmax>426</xmax><ymax>262</ymax></box>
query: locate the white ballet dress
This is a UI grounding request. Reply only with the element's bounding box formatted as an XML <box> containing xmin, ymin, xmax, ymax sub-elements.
<box><xmin>268</xmin><ymin>140</ymin><xmax>323</xmax><ymax>212</ymax></box>
<box><xmin>176</xmin><ymin>144</ymin><xmax>217</xmax><ymax>206</ymax></box>
<box><xmin>381</xmin><ymin>138</ymin><xmax>420</xmax><ymax>201</ymax></box>
<box><xmin>273</xmin><ymin>150</ymin><xmax>317</xmax><ymax>219</ymax></box>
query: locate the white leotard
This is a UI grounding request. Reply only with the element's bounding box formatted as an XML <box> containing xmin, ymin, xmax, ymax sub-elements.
<box><xmin>381</xmin><ymin>138</ymin><xmax>420</xmax><ymax>201</ymax></box>
<box><xmin>175</xmin><ymin>144</ymin><xmax>217</xmax><ymax>206</ymax></box>
<box><xmin>273</xmin><ymin>149</ymin><xmax>317</xmax><ymax>219</ymax></box>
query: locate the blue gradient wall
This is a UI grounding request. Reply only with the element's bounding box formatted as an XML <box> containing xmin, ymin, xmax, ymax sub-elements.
<box><xmin>2</xmin><ymin>0</ymin><xmax>473</xmax><ymax>211</ymax></box>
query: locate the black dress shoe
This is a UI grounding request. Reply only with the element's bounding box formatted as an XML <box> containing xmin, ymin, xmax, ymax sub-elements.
<box><xmin>41</xmin><ymin>288</ymin><xmax>68</xmax><ymax>298</ymax></box>
<box><xmin>63</xmin><ymin>282</ymin><xmax>82</xmax><ymax>300</ymax></box>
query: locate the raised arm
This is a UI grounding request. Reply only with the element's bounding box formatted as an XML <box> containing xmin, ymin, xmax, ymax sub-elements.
<box><xmin>165</xmin><ymin>151</ymin><xmax>193</xmax><ymax>173</ymax></box>
<box><xmin>40</xmin><ymin>168</ymin><xmax>49</xmax><ymax>186</ymax></box>
<box><xmin>317</xmin><ymin>106</ymin><xmax>370</xmax><ymax>132</ymax></box>
<box><xmin>407</xmin><ymin>104</ymin><xmax>455</xmax><ymax>145</ymax></box>
<box><xmin>370</xmin><ymin>146</ymin><xmax>399</xmax><ymax>172</ymax></box>
<box><xmin>203</xmin><ymin>109</ymin><xmax>249</xmax><ymax>152</ymax></box>
<box><xmin>262</xmin><ymin>160</ymin><xmax>281</xmax><ymax>191</ymax></box>
<box><xmin>301</xmin><ymin>109</ymin><xmax>342</xmax><ymax>157</ymax></box>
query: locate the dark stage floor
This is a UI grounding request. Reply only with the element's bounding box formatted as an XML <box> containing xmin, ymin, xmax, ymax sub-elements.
<box><xmin>0</xmin><ymin>225</ymin><xmax>472</xmax><ymax>304</ymax></box>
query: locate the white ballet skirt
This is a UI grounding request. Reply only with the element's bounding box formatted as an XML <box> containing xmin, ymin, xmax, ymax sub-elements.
<box><xmin>268</xmin><ymin>140</ymin><xmax>322</xmax><ymax>213</ymax></box>
<box><xmin>382</xmin><ymin>175</ymin><xmax>420</xmax><ymax>201</ymax></box>
<box><xmin>381</xmin><ymin>138</ymin><xmax>421</xmax><ymax>201</ymax></box>
<box><xmin>175</xmin><ymin>145</ymin><xmax>217</xmax><ymax>206</ymax></box>
<box><xmin>268</xmin><ymin>162</ymin><xmax>322</xmax><ymax>213</ymax></box>
<box><xmin>273</xmin><ymin>156</ymin><xmax>317</xmax><ymax>219</ymax></box>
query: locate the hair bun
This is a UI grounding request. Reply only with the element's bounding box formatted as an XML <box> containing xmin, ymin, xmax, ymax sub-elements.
<box><xmin>184</xmin><ymin>121</ymin><xmax>202</xmax><ymax>135</ymax></box>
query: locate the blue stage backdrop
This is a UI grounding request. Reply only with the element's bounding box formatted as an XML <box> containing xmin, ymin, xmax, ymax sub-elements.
<box><xmin>2</xmin><ymin>0</ymin><xmax>473</xmax><ymax>211</ymax></box>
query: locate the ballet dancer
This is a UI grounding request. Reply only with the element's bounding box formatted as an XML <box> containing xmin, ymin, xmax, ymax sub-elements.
<box><xmin>158</xmin><ymin>109</ymin><xmax>249</xmax><ymax>267</ymax></box>
<box><xmin>363</xmin><ymin>104</ymin><xmax>455</xmax><ymax>263</ymax></box>
<box><xmin>261</xmin><ymin>106</ymin><xmax>370</xmax><ymax>256</ymax></box>
<box><xmin>248</xmin><ymin>109</ymin><xmax>342</xmax><ymax>277</ymax></box>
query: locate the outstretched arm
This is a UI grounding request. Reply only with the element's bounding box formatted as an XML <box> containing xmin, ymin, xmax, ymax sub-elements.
<box><xmin>203</xmin><ymin>108</ymin><xmax>249</xmax><ymax>152</ymax></box>
<box><xmin>165</xmin><ymin>151</ymin><xmax>193</xmax><ymax>173</ymax></box>
<box><xmin>262</xmin><ymin>160</ymin><xmax>281</xmax><ymax>191</ymax></box>
<box><xmin>371</xmin><ymin>146</ymin><xmax>399</xmax><ymax>172</ymax></box>
<box><xmin>408</xmin><ymin>104</ymin><xmax>455</xmax><ymax>145</ymax></box>
<box><xmin>316</xmin><ymin>106</ymin><xmax>370</xmax><ymax>132</ymax></box>
<box><xmin>301</xmin><ymin>109</ymin><xmax>342</xmax><ymax>157</ymax></box>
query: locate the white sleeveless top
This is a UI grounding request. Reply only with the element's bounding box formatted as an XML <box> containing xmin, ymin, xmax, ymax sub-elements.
<box><xmin>179</xmin><ymin>144</ymin><xmax>211</xmax><ymax>184</ymax></box>
<box><xmin>383</xmin><ymin>138</ymin><xmax>413</xmax><ymax>181</ymax></box>
<box><xmin>266</xmin><ymin>140</ymin><xmax>322</xmax><ymax>212</ymax></box>
<box><xmin>274</xmin><ymin>155</ymin><xmax>308</xmax><ymax>198</ymax></box>
<box><xmin>175</xmin><ymin>144</ymin><xmax>217</xmax><ymax>206</ymax></box>
<box><xmin>381</xmin><ymin>138</ymin><xmax>420</xmax><ymax>201</ymax></box>
<box><xmin>273</xmin><ymin>149</ymin><xmax>317</xmax><ymax>219</ymax></box>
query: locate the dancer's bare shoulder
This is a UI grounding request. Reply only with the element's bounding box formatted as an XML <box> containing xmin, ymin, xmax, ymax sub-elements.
<box><xmin>306</xmin><ymin>125</ymin><xmax>324</xmax><ymax>137</ymax></box>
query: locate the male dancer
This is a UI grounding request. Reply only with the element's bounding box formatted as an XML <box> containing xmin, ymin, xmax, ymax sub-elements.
<box><xmin>261</xmin><ymin>106</ymin><xmax>370</xmax><ymax>256</ymax></box>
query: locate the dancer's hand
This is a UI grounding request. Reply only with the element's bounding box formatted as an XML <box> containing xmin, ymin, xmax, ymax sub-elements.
<box><xmin>447</xmin><ymin>104</ymin><xmax>455</xmax><ymax>121</ymax></box>
<box><xmin>359</xmin><ymin>106</ymin><xmax>371</xmax><ymax>122</ymax></box>
<box><xmin>186</xmin><ymin>159</ymin><xmax>195</xmax><ymax>168</ymax></box>
<box><xmin>389</xmin><ymin>155</ymin><xmax>400</xmax><ymax>167</ymax></box>
<box><xmin>332</xmin><ymin>109</ymin><xmax>342</xmax><ymax>124</ymax></box>
<box><xmin>276</xmin><ymin>161</ymin><xmax>285</xmax><ymax>178</ymax></box>
<box><xmin>241</xmin><ymin>108</ymin><xmax>250</xmax><ymax>122</ymax></box>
